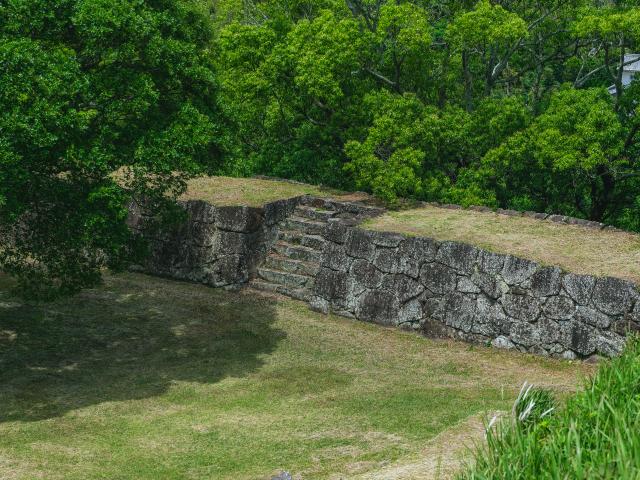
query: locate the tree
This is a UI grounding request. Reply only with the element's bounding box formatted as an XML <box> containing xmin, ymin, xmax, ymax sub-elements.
<box><xmin>0</xmin><ymin>0</ymin><xmax>223</xmax><ymax>298</ymax></box>
<box><xmin>470</xmin><ymin>87</ymin><xmax>634</xmax><ymax>221</ymax></box>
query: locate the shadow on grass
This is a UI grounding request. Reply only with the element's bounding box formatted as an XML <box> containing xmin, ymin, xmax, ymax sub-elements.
<box><xmin>0</xmin><ymin>273</ymin><xmax>285</xmax><ymax>422</ymax></box>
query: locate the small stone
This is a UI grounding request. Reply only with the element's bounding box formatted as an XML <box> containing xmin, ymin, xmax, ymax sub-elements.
<box><xmin>271</xmin><ymin>472</ymin><xmax>293</xmax><ymax>480</ymax></box>
<box><xmin>492</xmin><ymin>335</ymin><xmax>516</xmax><ymax>350</ymax></box>
<box><xmin>561</xmin><ymin>350</ymin><xmax>578</xmax><ymax>360</ymax></box>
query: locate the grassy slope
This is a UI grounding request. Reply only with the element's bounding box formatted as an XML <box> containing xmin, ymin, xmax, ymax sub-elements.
<box><xmin>182</xmin><ymin>176</ymin><xmax>369</xmax><ymax>207</ymax></box>
<box><xmin>364</xmin><ymin>206</ymin><xmax>640</xmax><ymax>284</ymax></box>
<box><xmin>0</xmin><ymin>273</ymin><xmax>590</xmax><ymax>480</ymax></box>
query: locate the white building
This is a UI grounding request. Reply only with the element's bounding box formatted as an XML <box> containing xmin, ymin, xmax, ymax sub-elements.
<box><xmin>608</xmin><ymin>54</ymin><xmax>640</xmax><ymax>94</ymax></box>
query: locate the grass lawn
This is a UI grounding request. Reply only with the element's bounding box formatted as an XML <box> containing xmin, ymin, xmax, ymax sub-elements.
<box><xmin>0</xmin><ymin>273</ymin><xmax>590</xmax><ymax>479</ymax></box>
<box><xmin>182</xmin><ymin>176</ymin><xmax>369</xmax><ymax>207</ymax></box>
<box><xmin>364</xmin><ymin>206</ymin><xmax>640</xmax><ymax>285</ymax></box>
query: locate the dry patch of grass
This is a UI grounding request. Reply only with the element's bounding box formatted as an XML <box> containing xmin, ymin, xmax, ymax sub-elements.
<box><xmin>181</xmin><ymin>176</ymin><xmax>370</xmax><ymax>207</ymax></box>
<box><xmin>364</xmin><ymin>206</ymin><xmax>640</xmax><ymax>284</ymax></box>
<box><xmin>0</xmin><ymin>273</ymin><xmax>591</xmax><ymax>479</ymax></box>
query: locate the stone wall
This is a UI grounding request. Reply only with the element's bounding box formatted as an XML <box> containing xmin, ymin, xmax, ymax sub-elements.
<box><xmin>131</xmin><ymin>195</ymin><xmax>640</xmax><ymax>359</ymax></box>
<box><xmin>310</xmin><ymin>224</ymin><xmax>640</xmax><ymax>359</ymax></box>
<box><xmin>128</xmin><ymin>197</ymin><xmax>299</xmax><ymax>288</ymax></box>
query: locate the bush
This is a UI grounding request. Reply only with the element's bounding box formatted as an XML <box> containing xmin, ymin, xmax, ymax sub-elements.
<box><xmin>460</xmin><ymin>337</ymin><xmax>640</xmax><ymax>480</ymax></box>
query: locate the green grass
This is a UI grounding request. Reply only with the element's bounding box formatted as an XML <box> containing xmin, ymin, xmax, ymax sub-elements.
<box><xmin>181</xmin><ymin>175</ymin><xmax>370</xmax><ymax>207</ymax></box>
<box><xmin>364</xmin><ymin>206</ymin><xmax>640</xmax><ymax>284</ymax></box>
<box><xmin>0</xmin><ymin>273</ymin><xmax>590</xmax><ymax>479</ymax></box>
<box><xmin>459</xmin><ymin>338</ymin><xmax>640</xmax><ymax>480</ymax></box>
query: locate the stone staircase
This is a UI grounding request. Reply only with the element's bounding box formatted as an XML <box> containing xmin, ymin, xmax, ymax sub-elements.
<box><xmin>248</xmin><ymin>203</ymin><xmax>336</xmax><ymax>300</ymax></box>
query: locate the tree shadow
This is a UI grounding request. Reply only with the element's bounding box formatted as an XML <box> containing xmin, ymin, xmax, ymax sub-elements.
<box><xmin>0</xmin><ymin>273</ymin><xmax>285</xmax><ymax>422</ymax></box>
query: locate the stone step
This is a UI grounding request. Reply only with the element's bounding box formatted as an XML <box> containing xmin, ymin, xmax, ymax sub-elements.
<box><xmin>249</xmin><ymin>280</ymin><xmax>311</xmax><ymax>302</ymax></box>
<box><xmin>272</xmin><ymin>242</ymin><xmax>323</xmax><ymax>263</ymax></box>
<box><xmin>278</xmin><ymin>231</ymin><xmax>326</xmax><ymax>251</ymax></box>
<box><xmin>257</xmin><ymin>267</ymin><xmax>314</xmax><ymax>289</ymax></box>
<box><xmin>264</xmin><ymin>255</ymin><xmax>320</xmax><ymax>277</ymax></box>
<box><xmin>284</xmin><ymin>216</ymin><xmax>326</xmax><ymax>236</ymax></box>
<box><xmin>294</xmin><ymin>205</ymin><xmax>336</xmax><ymax>222</ymax></box>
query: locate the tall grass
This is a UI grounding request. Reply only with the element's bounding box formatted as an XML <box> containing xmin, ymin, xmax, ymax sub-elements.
<box><xmin>460</xmin><ymin>337</ymin><xmax>640</xmax><ymax>480</ymax></box>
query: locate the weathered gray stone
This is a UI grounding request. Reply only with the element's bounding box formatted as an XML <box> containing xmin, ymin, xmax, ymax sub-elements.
<box><xmin>501</xmin><ymin>294</ymin><xmax>541</xmax><ymax>321</ymax></box>
<box><xmin>457</xmin><ymin>277</ymin><xmax>481</xmax><ymax>294</ymax></box>
<box><xmin>574</xmin><ymin>305</ymin><xmax>611</xmax><ymax>329</ymax></box>
<box><xmin>478</xmin><ymin>251</ymin><xmax>506</xmax><ymax>275</ymax></box>
<box><xmin>398</xmin><ymin>237</ymin><xmax>438</xmax><ymax>278</ymax></box>
<box><xmin>355</xmin><ymin>290</ymin><xmax>399</xmax><ymax>326</ymax></box>
<box><xmin>561</xmin><ymin>273</ymin><xmax>596</xmax><ymax>306</ymax></box>
<box><xmin>420</xmin><ymin>263</ymin><xmax>458</xmax><ymax>295</ymax></box>
<box><xmin>264</xmin><ymin>198</ymin><xmax>297</xmax><ymax>225</ymax></box>
<box><xmin>442</xmin><ymin>293</ymin><xmax>476</xmax><ymax>333</ymax></box>
<box><xmin>372</xmin><ymin>247</ymin><xmax>402</xmax><ymax>273</ymax></box>
<box><xmin>309</xmin><ymin>295</ymin><xmax>330</xmax><ymax>314</ymax></box>
<box><xmin>382</xmin><ymin>275</ymin><xmax>425</xmax><ymax>303</ymax></box>
<box><xmin>596</xmin><ymin>331</ymin><xmax>625</xmax><ymax>357</ymax></box>
<box><xmin>531</xmin><ymin>267</ymin><xmax>561</xmax><ymax>297</ymax></box>
<box><xmin>566</xmin><ymin>321</ymin><xmax>597</xmax><ymax>356</ymax></box>
<box><xmin>436</xmin><ymin>241</ymin><xmax>479</xmax><ymax>274</ymax></box>
<box><xmin>497</xmin><ymin>208</ymin><xmax>522</xmax><ymax>217</ymax></box>
<box><xmin>185</xmin><ymin>200</ymin><xmax>217</xmax><ymax>224</ymax></box>
<box><xmin>510</xmin><ymin>322</ymin><xmax>540</xmax><ymax>348</ymax></box>
<box><xmin>492</xmin><ymin>335</ymin><xmax>516</xmax><ymax>350</ymax></box>
<box><xmin>370</xmin><ymin>231</ymin><xmax>405</xmax><ymax>248</ymax></box>
<box><xmin>422</xmin><ymin>295</ymin><xmax>445</xmax><ymax>322</ymax></box>
<box><xmin>350</xmin><ymin>259</ymin><xmax>383</xmax><ymax>289</ymax></box>
<box><xmin>592</xmin><ymin>277</ymin><xmax>638</xmax><ymax>316</ymax></box>
<box><xmin>501</xmin><ymin>256</ymin><xmax>538</xmax><ymax>285</ymax></box>
<box><xmin>398</xmin><ymin>299</ymin><xmax>423</xmax><ymax>326</ymax></box>
<box><xmin>314</xmin><ymin>268</ymin><xmax>348</xmax><ymax>300</ymax></box>
<box><xmin>539</xmin><ymin>317</ymin><xmax>573</xmax><ymax>345</ymax></box>
<box><xmin>215</xmin><ymin>206</ymin><xmax>262</xmax><ymax>233</ymax></box>
<box><xmin>542</xmin><ymin>296</ymin><xmax>576</xmax><ymax>320</ymax></box>
<box><xmin>321</xmin><ymin>242</ymin><xmax>350</xmax><ymax>272</ymax></box>
<box><xmin>324</xmin><ymin>221</ymin><xmax>350</xmax><ymax>244</ymax></box>
<box><xmin>548</xmin><ymin>214</ymin><xmax>568</xmax><ymax>224</ymax></box>
<box><xmin>345</xmin><ymin>229</ymin><xmax>376</xmax><ymax>260</ymax></box>
<box><xmin>561</xmin><ymin>350</ymin><xmax>578</xmax><ymax>360</ymax></box>
<box><xmin>470</xmin><ymin>271</ymin><xmax>503</xmax><ymax>299</ymax></box>
<box><xmin>523</xmin><ymin>211</ymin><xmax>549</xmax><ymax>220</ymax></box>
<box><xmin>214</xmin><ymin>230</ymin><xmax>258</xmax><ymax>255</ymax></box>
<box><xmin>474</xmin><ymin>296</ymin><xmax>510</xmax><ymax>337</ymax></box>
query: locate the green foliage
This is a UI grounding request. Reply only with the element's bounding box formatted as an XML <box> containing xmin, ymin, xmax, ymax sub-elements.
<box><xmin>472</xmin><ymin>88</ymin><xmax>631</xmax><ymax>221</ymax></box>
<box><xmin>214</xmin><ymin>0</ymin><xmax>640</xmax><ymax>231</ymax></box>
<box><xmin>0</xmin><ymin>0</ymin><xmax>222</xmax><ymax>297</ymax></box>
<box><xmin>460</xmin><ymin>337</ymin><xmax>640</xmax><ymax>479</ymax></box>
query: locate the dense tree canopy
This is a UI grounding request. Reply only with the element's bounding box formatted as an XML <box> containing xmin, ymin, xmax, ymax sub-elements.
<box><xmin>4</xmin><ymin>0</ymin><xmax>640</xmax><ymax>296</ymax></box>
<box><xmin>215</xmin><ymin>0</ymin><xmax>640</xmax><ymax>228</ymax></box>
<box><xmin>0</xmin><ymin>0</ymin><xmax>222</xmax><ymax>297</ymax></box>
